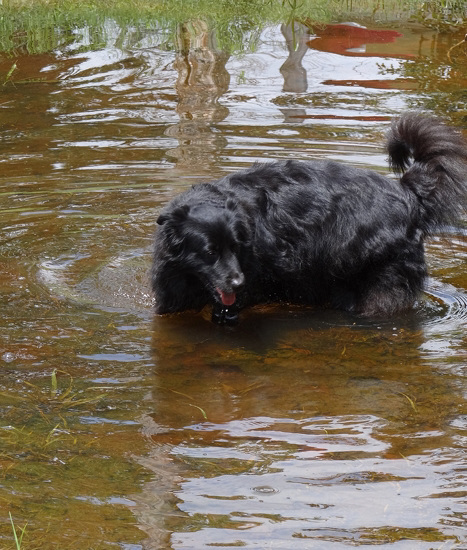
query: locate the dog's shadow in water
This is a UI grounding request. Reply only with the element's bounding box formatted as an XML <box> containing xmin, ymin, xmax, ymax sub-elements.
<box><xmin>148</xmin><ymin>282</ymin><xmax>467</xmax><ymax>438</ymax></box>
<box><xmin>150</xmin><ymin>297</ymin><xmax>446</xmax><ymax>374</ymax></box>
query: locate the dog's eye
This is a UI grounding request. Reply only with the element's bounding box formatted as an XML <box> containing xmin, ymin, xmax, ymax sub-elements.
<box><xmin>206</xmin><ymin>247</ymin><xmax>218</xmax><ymax>257</ymax></box>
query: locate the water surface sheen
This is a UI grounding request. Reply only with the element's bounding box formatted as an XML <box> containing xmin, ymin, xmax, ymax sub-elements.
<box><xmin>0</xmin><ymin>16</ymin><xmax>466</xmax><ymax>550</ymax></box>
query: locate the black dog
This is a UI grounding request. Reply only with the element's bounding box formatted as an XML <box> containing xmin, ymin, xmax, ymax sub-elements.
<box><xmin>152</xmin><ymin>113</ymin><xmax>467</xmax><ymax>325</ymax></box>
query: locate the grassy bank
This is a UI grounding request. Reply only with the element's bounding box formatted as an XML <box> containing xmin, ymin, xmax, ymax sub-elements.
<box><xmin>0</xmin><ymin>0</ymin><xmax>466</xmax><ymax>53</ymax></box>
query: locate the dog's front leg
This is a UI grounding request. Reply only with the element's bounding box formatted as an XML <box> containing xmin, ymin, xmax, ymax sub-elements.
<box><xmin>211</xmin><ymin>303</ymin><xmax>239</xmax><ymax>326</ymax></box>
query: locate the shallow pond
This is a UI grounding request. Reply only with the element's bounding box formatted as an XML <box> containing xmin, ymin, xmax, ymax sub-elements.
<box><xmin>0</xmin><ymin>9</ymin><xmax>466</xmax><ymax>550</ymax></box>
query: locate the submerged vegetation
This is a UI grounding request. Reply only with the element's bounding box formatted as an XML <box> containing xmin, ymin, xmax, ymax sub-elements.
<box><xmin>0</xmin><ymin>0</ymin><xmax>465</xmax><ymax>53</ymax></box>
<box><xmin>9</xmin><ymin>513</ymin><xmax>27</xmax><ymax>550</ymax></box>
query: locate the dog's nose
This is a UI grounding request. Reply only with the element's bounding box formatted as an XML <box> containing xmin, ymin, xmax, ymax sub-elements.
<box><xmin>230</xmin><ymin>272</ymin><xmax>245</xmax><ymax>290</ymax></box>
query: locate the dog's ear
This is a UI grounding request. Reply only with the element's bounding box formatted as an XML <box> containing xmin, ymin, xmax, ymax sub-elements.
<box><xmin>157</xmin><ymin>205</ymin><xmax>190</xmax><ymax>225</ymax></box>
<box><xmin>157</xmin><ymin>213</ymin><xmax>168</xmax><ymax>225</ymax></box>
<box><xmin>235</xmin><ymin>220</ymin><xmax>250</xmax><ymax>244</ymax></box>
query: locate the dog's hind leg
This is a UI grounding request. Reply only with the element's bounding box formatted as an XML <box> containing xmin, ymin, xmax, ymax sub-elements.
<box><xmin>358</xmin><ymin>283</ymin><xmax>416</xmax><ymax>316</ymax></box>
<box><xmin>355</xmin><ymin>259</ymin><xmax>426</xmax><ymax>316</ymax></box>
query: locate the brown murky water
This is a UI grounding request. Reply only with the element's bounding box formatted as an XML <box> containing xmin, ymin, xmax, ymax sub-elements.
<box><xmin>0</xmin><ymin>16</ymin><xmax>466</xmax><ymax>550</ymax></box>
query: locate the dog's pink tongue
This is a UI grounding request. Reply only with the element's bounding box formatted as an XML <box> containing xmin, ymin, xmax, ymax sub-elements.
<box><xmin>217</xmin><ymin>289</ymin><xmax>236</xmax><ymax>306</ymax></box>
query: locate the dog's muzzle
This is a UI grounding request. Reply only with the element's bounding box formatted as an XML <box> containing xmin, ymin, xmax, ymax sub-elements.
<box><xmin>215</xmin><ymin>272</ymin><xmax>245</xmax><ymax>307</ymax></box>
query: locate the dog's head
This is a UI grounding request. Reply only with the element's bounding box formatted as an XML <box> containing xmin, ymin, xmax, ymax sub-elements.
<box><xmin>157</xmin><ymin>199</ymin><xmax>249</xmax><ymax>307</ymax></box>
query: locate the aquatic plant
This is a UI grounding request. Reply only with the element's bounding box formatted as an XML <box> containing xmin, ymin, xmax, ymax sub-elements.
<box><xmin>0</xmin><ymin>369</ymin><xmax>106</xmax><ymax>423</ymax></box>
<box><xmin>9</xmin><ymin>512</ymin><xmax>27</xmax><ymax>550</ymax></box>
<box><xmin>2</xmin><ymin>62</ymin><xmax>16</xmax><ymax>85</ymax></box>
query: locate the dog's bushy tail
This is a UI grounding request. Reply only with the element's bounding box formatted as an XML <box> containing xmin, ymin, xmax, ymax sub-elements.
<box><xmin>387</xmin><ymin>112</ymin><xmax>467</xmax><ymax>231</ymax></box>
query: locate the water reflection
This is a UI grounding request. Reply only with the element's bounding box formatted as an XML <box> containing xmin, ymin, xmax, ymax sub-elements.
<box><xmin>165</xmin><ymin>21</ymin><xmax>230</xmax><ymax>169</ymax></box>
<box><xmin>0</xmin><ymin>14</ymin><xmax>466</xmax><ymax>550</ymax></box>
<box><xmin>308</xmin><ymin>23</ymin><xmax>407</xmax><ymax>58</ymax></box>
<box><xmin>147</xmin><ymin>305</ymin><xmax>466</xmax><ymax>547</ymax></box>
<box><xmin>279</xmin><ymin>22</ymin><xmax>309</xmax><ymax>123</ymax></box>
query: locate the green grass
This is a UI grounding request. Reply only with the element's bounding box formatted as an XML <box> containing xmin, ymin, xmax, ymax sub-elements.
<box><xmin>9</xmin><ymin>512</ymin><xmax>27</xmax><ymax>550</ymax></box>
<box><xmin>0</xmin><ymin>0</ymin><xmax>465</xmax><ymax>53</ymax></box>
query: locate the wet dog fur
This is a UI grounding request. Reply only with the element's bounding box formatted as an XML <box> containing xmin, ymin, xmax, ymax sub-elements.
<box><xmin>152</xmin><ymin>113</ymin><xmax>467</xmax><ymax>324</ymax></box>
